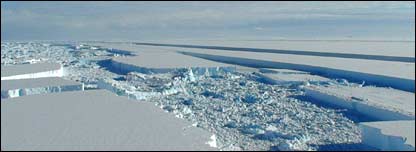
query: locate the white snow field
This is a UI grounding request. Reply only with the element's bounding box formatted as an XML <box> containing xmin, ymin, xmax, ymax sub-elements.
<box><xmin>1</xmin><ymin>62</ymin><xmax>63</xmax><ymax>80</ymax></box>
<box><xmin>1</xmin><ymin>77</ymin><xmax>84</xmax><ymax>99</ymax></box>
<box><xmin>1</xmin><ymin>90</ymin><xmax>217</xmax><ymax>151</ymax></box>
<box><xmin>1</xmin><ymin>41</ymin><xmax>414</xmax><ymax>151</ymax></box>
<box><xmin>359</xmin><ymin>120</ymin><xmax>415</xmax><ymax>151</ymax></box>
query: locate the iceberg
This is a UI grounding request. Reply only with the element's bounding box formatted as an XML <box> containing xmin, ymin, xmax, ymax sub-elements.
<box><xmin>360</xmin><ymin>120</ymin><xmax>415</xmax><ymax>151</ymax></box>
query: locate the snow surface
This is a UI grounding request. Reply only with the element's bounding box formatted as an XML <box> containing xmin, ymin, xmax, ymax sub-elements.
<box><xmin>1</xmin><ymin>90</ymin><xmax>216</xmax><ymax>151</ymax></box>
<box><xmin>360</xmin><ymin>120</ymin><xmax>415</xmax><ymax>151</ymax></box>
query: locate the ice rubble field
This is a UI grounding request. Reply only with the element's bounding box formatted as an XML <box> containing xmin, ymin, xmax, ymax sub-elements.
<box><xmin>1</xmin><ymin>41</ymin><xmax>414</xmax><ymax>151</ymax></box>
<box><xmin>98</xmin><ymin>69</ymin><xmax>362</xmax><ymax>151</ymax></box>
<box><xmin>1</xmin><ymin>42</ymin><xmax>122</xmax><ymax>88</ymax></box>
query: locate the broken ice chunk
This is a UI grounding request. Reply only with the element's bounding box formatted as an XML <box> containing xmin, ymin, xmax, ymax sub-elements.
<box><xmin>162</xmin><ymin>105</ymin><xmax>175</xmax><ymax>112</ymax></box>
<box><xmin>182</xmin><ymin>98</ymin><xmax>193</xmax><ymax>106</ymax></box>
<box><xmin>242</xmin><ymin>94</ymin><xmax>258</xmax><ymax>104</ymax></box>
<box><xmin>278</xmin><ymin>134</ymin><xmax>314</xmax><ymax>151</ymax></box>
<box><xmin>206</xmin><ymin>134</ymin><xmax>217</xmax><ymax>148</ymax></box>
<box><xmin>201</xmin><ymin>90</ymin><xmax>223</xmax><ymax>99</ymax></box>
<box><xmin>239</xmin><ymin>124</ymin><xmax>265</xmax><ymax>135</ymax></box>
<box><xmin>253</xmin><ymin>131</ymin><xmax>293</xmax><ymax>141</ymax></box>
<box><xmin>224</xmin><ymin>121</ymin><xmax>238</xmax><ymax>128</ymax></box>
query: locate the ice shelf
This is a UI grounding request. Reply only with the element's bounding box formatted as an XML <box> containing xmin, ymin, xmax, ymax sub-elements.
<box><xmin>254</xmin><ymin>68</ymin><xmax>330</xmax><ymax>85</ymax></box>
<box><xmin>93</xmin><ymin>42</ymin><xmax>415</xmax><ymax>91</ymax></box>
<box><xmin>179</xmin><ymin>51</ymin><xmax>415</xmax><ymax>92</ymax></box>
<box><xmin>89</xmin><ymin>41</ymin><xmax>181</xmax><ymax>54</ymax></box>
<box><xmin>1</xmin><ymin>90</ymin><xmax>217</xmax><ymax>151</ymax></box>
<box><xmin>136</xmin><ymin>40</ymin><xmax>416</xmax><ymax>58</ymax></box>
<box><xmin>1</xmin><ymin>62</ymin><xmax>63</xmax><ymax>80</ymax></box>
<box><xmin>1</xmin><ymin>77</ymin><xmax>83</xmax><ymax>99</ymax></box>
<box><xmin>304</xmin><ymin>85</ymin><xmax>415</xmax><ymax>121</ymax></box>
<box><xmin>359</xmin><ymin>120</ymin><xmax>415</xmax><ymax>151</ymax></box>
<box><xmin>110</xmin><ymin>52</ymin><xmax>236</xmax><ymax>74</ymax></box>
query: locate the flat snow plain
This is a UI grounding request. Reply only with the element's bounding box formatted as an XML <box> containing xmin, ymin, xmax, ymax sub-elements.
<box><xmin>1</xmin><ymin>90</ymin><xmax>216</xmax><ymax>151</ymax></box>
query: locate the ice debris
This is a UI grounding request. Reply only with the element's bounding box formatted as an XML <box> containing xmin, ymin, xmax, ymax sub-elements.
<box><xmin>207</xmin><ymin>134</ymin><xmax>218</xmax><ymax>148</ymax></box>
<box><xmin>278</xmin><ymin>134</ymin><xmax>315</xmax><ymax>151</ymax></box>
<box><xmin>95</xmin><ymin>68</ymin><xmax>360</xmax><ymax>150</ymax></box>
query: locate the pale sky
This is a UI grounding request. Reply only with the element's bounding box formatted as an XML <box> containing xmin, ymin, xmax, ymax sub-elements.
<box><xmin>1</xmin><ymin>1</ymin><xmax>415</xmax><ymax>41</ymax></box>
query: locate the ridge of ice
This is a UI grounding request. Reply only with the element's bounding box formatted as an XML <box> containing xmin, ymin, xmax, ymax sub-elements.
<box><xmin>278</xmin><ymin>134</ymin><xmax>314</xmax><ymax>151</ymax></box>
<box><xmin>1</xmin><ymin>84</ymin><xmax>84</xmax><ymax>99</ymax></box>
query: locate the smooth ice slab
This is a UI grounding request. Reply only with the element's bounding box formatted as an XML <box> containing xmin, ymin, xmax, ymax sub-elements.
<box><xmin>113</xmin><ymin>52</ymin><xmax>233</xmax><ymax>69</ymax></box>
<box><xmin>1</xmin><ymin>63</ymin><xmax>63</xmax><ymax>80</ymax></box>
<box><xmin>1</xmin><ymin>77</ymin><xmax>83</xmax><ymax>99</ymax></box>
<box><xmin>110</xmin><ymin>52</ymin><xmax>236</xmax><ymax>74</ymax></box>
<box><xmin>256</xmin><ymin>68</ymin><xmax>330</xmax><ymax>85</ymax></box>
<box><xmin>90</xmin><ymin>42</ymin><xmax>177</xmax><ymax>54</ymax></box>
<box><xmin>259</xmin><ymin>68</ymin><xmax>310</xmax><ymax>74</ymax></box>
<box><xmin>1</xmin><ymin>90</ymin><xmax>216</xmax><ymax>151</ymax></box>
<box><xmin>304</xmin><ymin>85</ymin><xmax>415</xmax><ymax>121</ymax></box>
<box><xmin>235</xmin><ymin>65</ymin><xmax>260</xmax><ymax>74</ymax></box>
<box><xmin>360</xmin><ymin>120</ymin><xmax>415</xmax><ymax>151</ymax></box>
